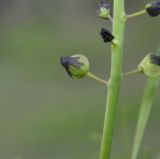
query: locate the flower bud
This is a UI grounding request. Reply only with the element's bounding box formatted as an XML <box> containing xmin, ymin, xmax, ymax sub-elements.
<box><xmin>97</xmin><ymin>0</ymin><xmax>111</xmax><ymax>19</ymax></box>
<box><xmin>60</xmin><ymin>54</ymin><xmax>89</xmax><ymax>79</ymax></box>
<box><xmin>100</xmin><ymin>28</ymin><xmax>114</xmax><ymax>43</ymax></box>
<box><xmin>145</xmin><ymin>0</ymin><xmax>160</xmax><ymax>17</ymax></box>
<box><xmin>138</xmin><ymin>53</ymin><xmax>160</xmax><ymax>77</ymax></box>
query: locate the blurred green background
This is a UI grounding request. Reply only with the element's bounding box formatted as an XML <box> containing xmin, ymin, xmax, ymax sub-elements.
<box><xmin>0</xmin><ymin>0</ymin><xmax>160</xmax><ymax>159</ymax></box>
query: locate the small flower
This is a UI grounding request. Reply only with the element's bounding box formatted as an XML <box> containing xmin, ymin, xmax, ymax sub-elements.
<box><xmin>138</xmin><ymin>53</ymin><xmax>160</xmax><ymax>77</ymax></box>
<box><xmin>97</xmin><ymin>0</ymin><xmax>111</xmax><ymax>19</ymax></box>
<box><xmin>145</xmin><ymin>0</ymin><xmax>160</xmax><ymax>17</ymax></box>
<box><xmin>60</xmin><ymin>54</ymin><xmax>89</xmax><ymax>79</ymax></box>
<box><xmin>100</xmin><ymin>28</ymin><xmax>114</xmax><ymax>43</ymax></box>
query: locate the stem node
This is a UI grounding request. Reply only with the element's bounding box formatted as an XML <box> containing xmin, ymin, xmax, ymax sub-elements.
<box><xmin>112</xmin><ymin>39</ymin><xmax>119</xmax><ymax>48</ymax></box>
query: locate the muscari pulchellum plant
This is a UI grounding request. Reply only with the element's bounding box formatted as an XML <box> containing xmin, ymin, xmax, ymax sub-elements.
<box><xmin>60</xmin><ymin>0</ymin><xmax>160</xmax><ymax>159</ymax></box>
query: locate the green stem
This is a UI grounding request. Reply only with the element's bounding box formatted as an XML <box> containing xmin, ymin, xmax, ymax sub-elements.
<box><xmin>131</xmin><ymin>48</ymin><xmax>160</xmax><ymax>159</ymax></box>
<box><xmin>87</xmin><ymin>72</ymin><xmax>108</xmax><ymax>85</ymax></box>
<box><xmin>123</xmin><ymin>68</ymin><xmax>142</xmax><ymax>77</ymax></box>
<box><xmin>126</xmin><ymin>10</ymin><xmax>146</xmax><ymax>20</ymax></box>
<box><xmin>131</xmin><ymin>78</ymin><xmax>159</xmax><ymax>159</ymax></box>
<box><xmin>87</xmin><ymin>68</ymin><xmax>140</xmax><ymax>85</ymax></box>
<box><xmin>99</xmin><ymin>0</ymin><xmax>125</xmax><ymax>159</ymax></box>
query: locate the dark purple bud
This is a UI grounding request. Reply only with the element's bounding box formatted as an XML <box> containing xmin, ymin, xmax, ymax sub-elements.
<box><xmin>145</xmin><ymin>0</ymin><xmax>160</xmax><ymax>17</ymax></box>
<box><xmin>60</xmin><ymin>56</ymin><xmax>82</xmax><ymax>78</ymax></box>
<box><xmin>100</xmin><ymin>28</ymin><xmax>114</xmax><ymax>43</ymax></box>
<box><xmin>150</xmin><ymin>54</ymin><xmax>160</xmax><ymax>66</ymax></box>
<box><xmin>98</xmin><ymin>0</ymin><xmax>111</xmax><ymax>10</ymax></box>
<box><xmin>60</xmin><ymin>56</ymin><xmax>81</xmax><ymax>68</ymax></box>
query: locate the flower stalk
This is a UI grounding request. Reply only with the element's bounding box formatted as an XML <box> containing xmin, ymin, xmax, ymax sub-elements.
<box><xmin>87</xmin><ymin>72</ymin><xmax>108</xmax><ymax>85</ymax></box>
<box><xmin>131</xmin><ymin>47</ymin><xmax>160</xmax><ymax>159</ymax></box>
<box><xmin>126</xmin><ymin>10</ymin><xmax>147</xmax><ymax>19</ymax></box>
<box><xmin>99</xmin><ymin>0</ymin><xmax>125</xmax><ymax>159</ymax></box>
<box><xmin>123</xmin><ymin>68</ymin><xmax>142</xmax><ymax>77</ymax></box>
<box><xmin>131</xmin><ymin>78</ymin><xmax>159</xmax><ymax>159</ymax></box>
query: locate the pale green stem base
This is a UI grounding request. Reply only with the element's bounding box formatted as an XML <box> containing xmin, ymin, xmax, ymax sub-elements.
<box><xmin>126</xmin><ymin>10</ymin><xmax>146</xmax><ymax>19</ymax></box>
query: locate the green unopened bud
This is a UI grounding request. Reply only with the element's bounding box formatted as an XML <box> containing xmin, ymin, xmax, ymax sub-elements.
<box><xmin>97</xmin><ymin>1</ymin><xmax>111</xmax><ymax>19</ymax></box>
<box><xmin>138</xmin><ymin>53</ymin><xmax>160</xmax><ymax>77</ymax></box>
<box><xmin>60</xmin><ymin>54</ymin><xmax>89</xmax><ymax>79</ymax></box>
<box><xmin>98</xmin><ymin>7</ymin><xmax>110</xmax><ymax>19</ymax></box>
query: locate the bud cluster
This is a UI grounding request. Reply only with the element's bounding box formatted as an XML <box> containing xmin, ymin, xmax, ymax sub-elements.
<box><xmin>60</xmin><ymin>0</ymin><xmax>160</xmax><ymax>81</ymax></box>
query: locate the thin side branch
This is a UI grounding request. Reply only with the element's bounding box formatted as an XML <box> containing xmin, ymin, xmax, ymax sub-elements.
<box><xmin>126</xmin><ymin>10</ymin><xmax>146</xmax><ymax>20</ymax></box>
<box><xmin>123</xmin><ymin>68</ymin><xmax>142</xmax><ymax>77</ymax></box>
<box><xmin>87</xmin><ymin>72</ymin><xmax>108</xmax><ymax>85</ymax></box>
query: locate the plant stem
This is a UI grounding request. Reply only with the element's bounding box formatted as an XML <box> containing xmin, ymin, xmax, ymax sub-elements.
<box><xmin>131</xmin><ymin>48</ymin><xmax>160</xmax><ymax>159</ymax></box>
<box><xmin>123</xmin><ymin>68</ymin><xmax>141</xmax><ymax>77</ymax></box>
<box><xmin>87</xmin><ymin>68</ymin><xmax>140</xmax><ymax>85</ymax></box>
<box><xmin>99</xmin><ymin>0</ymin><xmax>125</xmax><ymax>159</ymax></box>
<box><xmin>131</xmin><ymin>78</ymin><xmax>159</xmax><ymax>159</ymax></box>
<box><xmin>87</xmin><ymin>72</ymin><xmax>108</xmax><ymax>85</ymax></box>
<box><xmin>126</xmin><ymin>10</ymin><xmax>146</xmax><ymax>20</ymax></box>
